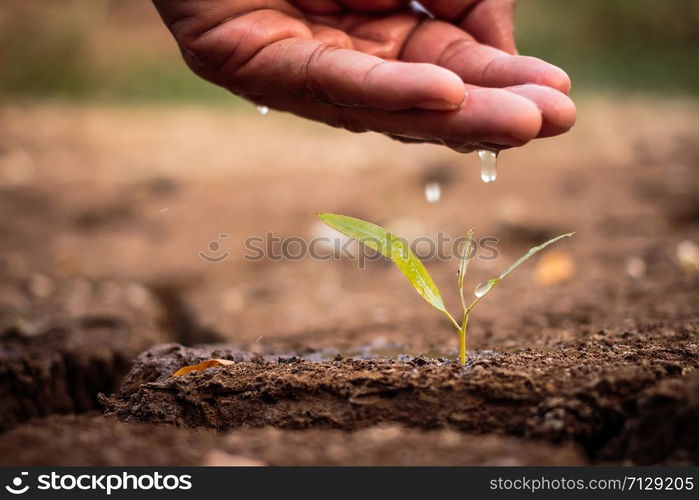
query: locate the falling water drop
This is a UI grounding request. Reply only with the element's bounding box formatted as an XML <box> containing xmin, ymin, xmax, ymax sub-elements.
<box><xmin>424</xmin><ymin>182</ymin><xmax>441</xmax><ymax>203</ymax></box>
<box><xmin>256</xmin><ymin>105</ymin><xmax>270</xmax><ymax>116</ymax></box>
<box><xmin>474</xmin><ymin>281</ymin><xmax>491</xmax><ymax>298</ymax></box>
<box><xmin>477</xmin><ymin>148</ymin><xmax>498</xmax><ymax>183</ymax></box>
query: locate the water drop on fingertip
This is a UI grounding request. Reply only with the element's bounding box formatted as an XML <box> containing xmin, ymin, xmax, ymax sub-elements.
<box><xmin>474</xmin><ymin>281</ymin><xmax>490</xmax><ymax>298</ymax></box>
<box><xmin>256</xmin><ymin>105</ymin><xmax>269</xmax><ymax>116</ymax></box>
<box><xmin>424</xmin><ymin>181</ymin><xmax>441</xmax><ymax>203</ymax></box>
<box><xmin>477</xmin><ymin>148</ymin><xmax>498</xmax><ymax>183</ymax></box>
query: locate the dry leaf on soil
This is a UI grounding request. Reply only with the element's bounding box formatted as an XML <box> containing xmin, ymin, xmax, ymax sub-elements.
<box><xmin>172</xmin><ymin>359</ymin><xmax>235</xmax><ymax>377</ymax></box>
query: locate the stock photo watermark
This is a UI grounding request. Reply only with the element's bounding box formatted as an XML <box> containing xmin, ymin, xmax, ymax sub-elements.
<box><xmin>198</xmin><ymin>233</ymin><xmax>230</xmax><ymax>263</ymax></box>
<box><xmin>199</xmin><ymin>232</ymin><xmax>501</xmax><ymax>268</ymax></box>
<box><xmin>2</xmin><ymin>470</ymin><xmax>192</xmax><ymax>496</ymax></box>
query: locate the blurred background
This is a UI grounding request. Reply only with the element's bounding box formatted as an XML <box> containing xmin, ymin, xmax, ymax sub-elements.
<box><xmin>0</xmin><ymin>0</ymin><xmax>697</xmax><ymax>360</ymax></box>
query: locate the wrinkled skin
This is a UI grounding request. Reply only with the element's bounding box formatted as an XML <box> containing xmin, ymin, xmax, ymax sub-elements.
<box><xmin>152</xmin><ymin>0</ymin><xmax>576</xmax><ymax>151</ymax></box>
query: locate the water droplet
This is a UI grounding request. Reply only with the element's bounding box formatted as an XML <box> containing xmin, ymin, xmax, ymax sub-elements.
<box><xmin>256</xmin><ymin>105</ymin><xmax>269</xmax><ymax>116</ymax></box>
<box><xmin>474</xmin><ymin>281</ymin><xmax>491</xmax><ymax>298</ymax></box>
<box><xmin>477</xmin><ymin>148</ymin><xmax>498</xmax><ymax>183</ymax></box>
<box><xmin>424</xmin><ymin>181</ymin><xmax>441</xmax><ymax>203</ymax></box>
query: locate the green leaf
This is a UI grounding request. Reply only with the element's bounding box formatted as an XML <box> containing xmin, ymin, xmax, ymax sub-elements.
<box><xmin>317</xmin><ymin>213</ymin><xmax>446</xmax><ymax>313</ymax></box>
<box><xmin>474</xmin><ymin>232</ymin><xmax>575</xmax><ymax>302</ymax></box>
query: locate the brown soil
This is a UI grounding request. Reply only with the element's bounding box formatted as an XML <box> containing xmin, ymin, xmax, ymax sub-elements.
<box><xmin>0</xmin><ymin>320</ymin><xmax>133</xmax><ymax>432</ymax></box>
<box><xmin>0</xmin><ymin>277</ymin><xmax>170</xmax><ymax>431</ymax></box>
<box><xmin>0</xmin><ymin>99</ymin><xmax>697</xmax><ymax>465</ymax></box>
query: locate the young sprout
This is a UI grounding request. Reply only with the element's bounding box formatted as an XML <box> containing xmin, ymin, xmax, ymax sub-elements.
<box><xmin>317</xmin><ymin>213</ymin><xmax>574</xmax><ymax>365</ymax></box>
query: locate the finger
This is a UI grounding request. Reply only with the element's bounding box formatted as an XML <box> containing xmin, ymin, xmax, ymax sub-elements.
<box><xmin>403</xmin><ymin>20</ymin><xmax>571</xmax><ymax>93</ymax></box>
<box><xmin>254</xmin><ymin>86</ymin><xmax>543</xmax><ymax>149</ymax></box>
<box><xmin>237</xmin><ymin>36</ymin><xmax>467</xmax><ymax>111</ymax></box>
<box><xmin>460</xmin><ymin>0</ymin><xmax>517</xmax><ymax>54</ymax></box>
<box><xmin>503</xmin><ymin>84</ymin><xmax>577</xmax><ymax>137</ymax></box>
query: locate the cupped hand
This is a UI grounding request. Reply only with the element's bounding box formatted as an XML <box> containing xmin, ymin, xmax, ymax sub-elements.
<box><xmin>152</xmin><ymin>0</ymin><xmax>576</xmax><ymax>151</ymax></box>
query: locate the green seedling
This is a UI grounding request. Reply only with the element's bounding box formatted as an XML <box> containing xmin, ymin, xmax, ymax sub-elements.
<box><xmin>317</xmin><ymin>213</ymin><xmax>574</xmax><ymax>365</ymax></box>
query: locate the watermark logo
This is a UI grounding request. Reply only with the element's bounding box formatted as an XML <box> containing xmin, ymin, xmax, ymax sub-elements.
<box><xmin>243</xmin><ymin>232</ymin><xmax>499</xmax><ymax>269</ymax></box>
<box><xmin>197</xmin><ymin>231</ymin><xmax>503</xmax><ymax>269</ymax></box>
<box><xmin>5</xmin><ymin>472</ymin><xmax>29</xmax><ymax>495</ymax></box>
<box><xmin>199</xmin><ymin>234</ymin><xmax>230</xmax><ymax>263</ymax></box>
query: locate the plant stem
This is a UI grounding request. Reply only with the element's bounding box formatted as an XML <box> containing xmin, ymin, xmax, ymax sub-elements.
<box><xmin>459</xmin><ymin>311</ymin><xmax>470</xmax><ymax>365</ymax></box>
<box><xmin>458</xmin><ymin>275</ymin><xmax>468</xmax><ymax>313</ymax></box>
<box><xmin>456</xmin><ymin>231</ymin><xmax>474</xmax><ymax>365</ymax></box>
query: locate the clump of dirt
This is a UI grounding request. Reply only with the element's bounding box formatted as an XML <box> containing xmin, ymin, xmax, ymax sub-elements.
<box><xmin>0</xmin><ymin>318</ymin><xmax>151</xmax><ymax>431</ymax></box>
<box><xmin>0</xmin><ymin>276</ymin><xmax>174</xmax><ymax>431</ymax></box>
<box><xmin>114</xmin><ymin>342</ymin><xmax>258</xmax><ymax>396</ymax></box>
<box><xmin>102</xmin><ymin>326</ymin><xmax>699</xmax><ymax>464</ymax></box>
<box><xmin>600</xmin><ymin>373</ymin><xmax>699</xmax><ymax>465</ymax></box>
<box><xmin>0</xmin><ymin>272</ymin><xmax>239</xmax><ymax>432</ymax></box>
<box><xmin>0</xmin><ymin>414</ymin><xmax>584</xmax><ymax>466</ymax></box>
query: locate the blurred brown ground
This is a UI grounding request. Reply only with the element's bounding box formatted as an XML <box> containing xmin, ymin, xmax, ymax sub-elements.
<box><xmin>1</xmin><ymin>96</ymin><xmax>697</xmax><ymax>357</ymax></box>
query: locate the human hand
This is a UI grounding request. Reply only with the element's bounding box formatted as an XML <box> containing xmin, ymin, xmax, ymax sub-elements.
<box><xmin>152</xmin><ymin>0</ymin><xmax>576</xmax><ymax>151</ymax></box>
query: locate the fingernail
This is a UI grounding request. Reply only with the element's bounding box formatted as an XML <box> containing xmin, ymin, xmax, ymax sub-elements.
<box><xmin>416</xmin><ymin>96</ymin><xmax>464</xmax><ymax>111</ymax></box>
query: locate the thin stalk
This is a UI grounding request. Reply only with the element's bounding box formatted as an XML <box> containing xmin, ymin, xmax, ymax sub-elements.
<box><xmin>458</xmin><ymin>274</ymin><xmax>468</xmax><ymax>313</ymax></box>
<box><xmin>457</xmin><ymin>230</ymin><xmax>474</xmax><ymax>365</ymax></box>
<box><xmin>459</xmin><ymin>310</ymin><xmax>470</xmax><ymax>365</ymax></box>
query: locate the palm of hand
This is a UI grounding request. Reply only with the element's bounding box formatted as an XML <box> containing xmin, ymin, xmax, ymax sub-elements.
<box><xmin>155</xmin><ymin>0</ymin><xmax>575</xmax><ymax>150</ymax></box>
